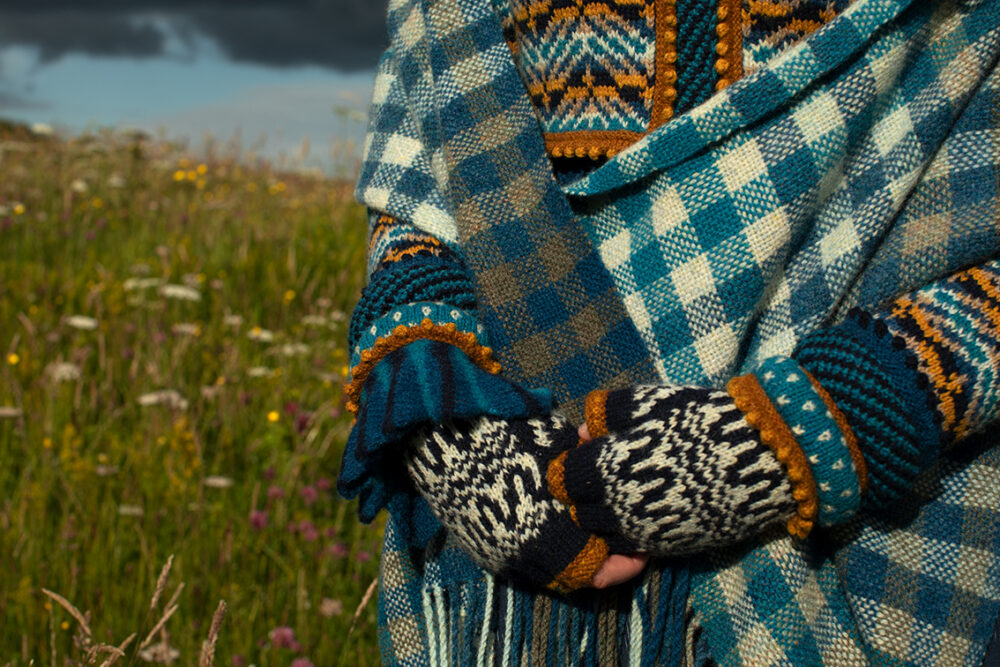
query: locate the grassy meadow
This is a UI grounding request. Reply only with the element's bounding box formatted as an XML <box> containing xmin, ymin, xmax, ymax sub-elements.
<box><xmin>0</xmin><ymin>122</ymin><xmax>383</xmax><ymax>665</ymax></box>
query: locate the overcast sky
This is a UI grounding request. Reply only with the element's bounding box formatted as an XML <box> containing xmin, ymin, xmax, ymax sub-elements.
<box><xmin>0</xmin><ymin>1</ymin><xmax>389</xmax><ymax>170</ymax></box>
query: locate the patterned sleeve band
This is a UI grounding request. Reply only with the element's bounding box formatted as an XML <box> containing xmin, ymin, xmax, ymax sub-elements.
<box><xmin>344</xmin><ymin>212</ymin><xmax>494</xmax><ymax>415</ymax></box>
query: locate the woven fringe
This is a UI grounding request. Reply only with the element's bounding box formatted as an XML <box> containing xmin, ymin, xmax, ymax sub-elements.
<box><xmin>420</xmin><ymin>566</ymin><xmax>689</xmax><ymax>666</ymax></box>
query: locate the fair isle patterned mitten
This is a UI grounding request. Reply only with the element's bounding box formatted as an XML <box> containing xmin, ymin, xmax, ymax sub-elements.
<box><xmin>548</xmin><ymin>385</ymin><xmax>798</xmax><ymax>556</ymax></box>
<box><xmin>405</xmin><ymin>414</ymin><xmax>609</xmax><ymax>592</ymax></box>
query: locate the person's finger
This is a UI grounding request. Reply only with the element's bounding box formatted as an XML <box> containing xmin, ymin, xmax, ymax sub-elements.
<box><xmin>591</xmin><ymin>553</ymin><xmax>649</xmax><ymax>589</ymax></box>
<box><xmin>578</xmin><ymin>423</ymin><xmax>591</xmax><ymax>441</ymax></box>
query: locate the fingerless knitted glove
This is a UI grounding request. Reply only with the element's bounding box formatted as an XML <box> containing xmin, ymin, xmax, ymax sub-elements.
<box><xmin>406</xmin><ymin>414</ymin><xmax>609</xmax><ymax>592</ymax></box>
<box><xmin>548</xmin><ymin>385</ymin><xmax>797</xmax><ymax>556</ymax></box>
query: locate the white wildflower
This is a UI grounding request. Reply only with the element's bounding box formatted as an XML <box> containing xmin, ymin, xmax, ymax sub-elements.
<box><xmin>70</xmin><ymin>178</ymin><xmax>89</xmax><ymax>194</ymax></box>
<box><xmin>224</xmin><ymin>314</ymin><xmax>244</xmax><ymax>328</ymax></box>
<box><xmin>123</xmin><ymin>277</ymin><xmax>161</xmax><ymax>291</ymax></box>
<box><xmin>203</xmin><ymin>475</ymin><xmax>234</xmax><ymax>489</ymax></box>
<box><xmin>277</xmin><ymin>343</ymin><xmax>309</xmax><ymax>357</ymax></box>
<box><xmin>248</xmin><ymin>327</ymin><xmax>274</xmax><ymax>343</ymax></box>
<box><xmin>47</xmin><ymin>362</ymin><xmax>81</xmax><ymax>383</ymax></box>
<box><xmin>66</xmin><ymin>315</ymin><xmax>98</xmax><ymax>331</ymax></box>
<box><xmin>0</xmin><ymin>406</ymin><xmax>22</xmax><ymax>419</ymax></box>
<box><xmin>30</xmin><ymin>122</ymin><xmax>54</xmax><ymax>137</ymax></box>
<box><xmin>316</xmin><ymin>297</ymin><xmax>333</xmax><ymax>310</ymax></box>
<box><xmin>118</xmin><ymin>504</ymin><xmax>144</xmax><ymax>517</ymax></box>
<box><xmin>130</xmin><ymin>263</ymin><xmax>152</xmax><ymax>275</ymax></box>
<box><xmin>200</xmin><ymin>385</ymin><xmax>221</xmax><ymax>399</ymax></box>
<box><xmin>137</xmin><ymin>390</ymin><xmax>189</xmax><ymax>410</ymax></box>
<box><xmin>171</xmin><ymin>322</ymin><xmax>201</xmax><ymax>337</ymax></box>
<box><xmin>159</xmin><ymin>284</ymin><xmax>201</xmax><ymax>302</ymax></box>
<box><xmin>107</xmin><ymin>174</ymin><xmax>126</xmax><ymax>189</ymax></box>
<box><xmin>181</xmin><ymin>273</ymin><xmax>201</xmax><ymax>287</ymax></box>
<box><xmin>96</xmin><ymin>465</ymin><xmax>118</xmax><ymax>477</ymax></box>
<box><xmin>329</xmin><ymin>310</ymin><xmax>347</xmax><ymax>323</ymax></box>
<box><xmin>247</xmin><ymin>366</ymin><xmax>273</xmax><ymax>378</ymax></box>
<box><xmin>0</xmin><ymin>205</ymin><xmax>7</xmax><ymax>216</ymax></box>
<box><xmin>301</xmin><ymin>315</ymin><xmax>328</xmax><ymax>327</ymax></box>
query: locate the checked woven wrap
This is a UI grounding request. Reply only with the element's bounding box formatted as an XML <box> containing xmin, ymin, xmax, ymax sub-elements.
<box><xmin>352</xmin><ymin>0</ymin><xmax>1000</xmax><ymax>664</ymax></box>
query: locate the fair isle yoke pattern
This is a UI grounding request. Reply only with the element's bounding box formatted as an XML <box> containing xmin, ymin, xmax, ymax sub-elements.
<box><xmin>499</xmin><ymin>0</ymin><xmax>658</xmax><ymax>147</ymax></box>
<box><xmin>742</xmin><ymin>0</ymin><xmax>853</xmax><ymax>75</ymax></box>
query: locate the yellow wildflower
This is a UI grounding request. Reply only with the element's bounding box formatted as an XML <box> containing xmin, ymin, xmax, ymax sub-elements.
<box><xmin>283</xmin><ymin>289</ymin><xmax>296</xmax><ymax>303</ymax></box>
<box><xmin>6</xmin><ymin>353</ymin><xmax>19</xmax><ymax>366</ymax></box>
<box><xmin>196</xmin><ymin>163</ymin><xmax>208</xmax><ymax>175</ymax></box>
<box><xmin>246</xmin><ymin>182</ymin><xmax>258</xmax><ymax>193</ymax></box>
<box><xmin>42</xmin><ymin>437</ymin><xmax>53</xmax><ymax>450</ymax></box>
<box><xmin>91</xmin><ymin>197</ymin><xmax>103</xmax><ymax>209</ymax></box>
<box><xmin>173</xmin><ymin>170</ymin><xmax>186</xmax><ymax>182</ymax></box>
<box><xmin>267</xmin><ymin>410</ymin><xmax>280</xmax><ymax>423</ymax></box>
<box><xmin>186</xmin><ymin>170</ymin><xmax>197</xmax><ymax>181</ymax></box>
<box><xmin>13</xmin><ymin>203</ymin><xmax>25</xmax><ymax>215</ymax></box>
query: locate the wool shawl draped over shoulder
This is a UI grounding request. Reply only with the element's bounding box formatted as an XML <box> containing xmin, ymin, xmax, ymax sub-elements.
<box><xmin>349</xmin><ymin>0</ymin><xmax>1000</xmax><ymax>663</ymax></box>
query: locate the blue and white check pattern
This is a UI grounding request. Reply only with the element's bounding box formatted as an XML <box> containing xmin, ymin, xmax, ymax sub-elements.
<box><xmin>353</xmin><ymin>0</ymin><xmax>1000</xmax><ymax>664</ymax></box>
<box><xmin>835</xmin><ymin>437</ymin><xmax>1000</xmax><ymax>666</ymax></box>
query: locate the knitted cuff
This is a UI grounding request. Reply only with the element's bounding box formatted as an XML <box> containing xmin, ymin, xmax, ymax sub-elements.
<box><xmin>552</xmin><ymin>386</ymin><xmax>797</xmax><ymax>555</ymax></box>
<box><xmin>793</xmin><ymin>327</ymin><xmax>922</xmax><ymax>510</ymax></box>
<box><xmin>345</xmin><ymin>311</ymin><xmax>499</xmax><ymax>415</ymax></box>
<box><xmin>367</xmin><ymin>212</ymin><xmax>451</xmax><ymax>274</ymax></box>
<box><xmin>753</xmin><ymin>356</ymin><xmax>864</xmax><ymax>527</ymax></box>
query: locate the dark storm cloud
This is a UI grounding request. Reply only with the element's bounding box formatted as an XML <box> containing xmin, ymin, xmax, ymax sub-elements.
<box><xmin>0</xmin><ymin>1</ymin><xmax>388</xmax><ymax>71</ymax></box>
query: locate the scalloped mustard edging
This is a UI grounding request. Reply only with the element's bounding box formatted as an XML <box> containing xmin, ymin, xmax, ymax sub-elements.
<box><xmin>344</xmin><ymin>318</ymin><xmax>502</xmax><ymax>415</ymax></box>
<box><xmin>728</xmin><ymin>374</ymin><xmax>818</xmax><ymax>539</ymax></box>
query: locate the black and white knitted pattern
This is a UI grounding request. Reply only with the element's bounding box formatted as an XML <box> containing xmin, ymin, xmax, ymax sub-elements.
<box><xmin>564</xmin><ymin>386</ymin><xmax>797</xmax><ymax>555</ymax></box>
<box><xmin>405</xmin><ymin>415</ymin><xmax>598</xmax><ymax>588</ymax></box>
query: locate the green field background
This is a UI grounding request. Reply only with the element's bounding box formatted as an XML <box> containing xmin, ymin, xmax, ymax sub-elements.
<box><xmin>0</xmin><ymin>123</ymin><xmax>383</xmax><ymax>665</ymax></box>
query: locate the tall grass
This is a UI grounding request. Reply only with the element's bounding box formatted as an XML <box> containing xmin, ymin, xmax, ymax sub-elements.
<box><xmin>0</xmin><ymin>122</ymin><xmax>381</xmax><ymax>665</ymax></box>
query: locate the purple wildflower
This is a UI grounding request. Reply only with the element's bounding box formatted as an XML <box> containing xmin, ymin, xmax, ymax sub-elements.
<box><xmin>250</xmin><ymin>510</ymin><xmax>268</xmax><ymax>531</ymax></box>
<box><xmin>300</xmin><ymin>485</ymin><xmax>318</xmax><ymax>506</ymax></box>
<box><xmin>269</xmin><ymin>626</ymin><xmax>296</xmax><ymax>649</ymax></box>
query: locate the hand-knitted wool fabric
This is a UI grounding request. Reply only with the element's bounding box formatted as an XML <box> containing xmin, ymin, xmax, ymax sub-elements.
<box><xmin>350</xmin><ymin>0</ymin><xmax>1000</xmax><ymax>663</ymax></box>
<box><xmin>406</xmin><ymin>415</ymin><xmax>609</xmax><ymax>592</ymax></box>
<box><xmin>754</xmin><ymin>355</ymin><xmax>864</xmax><ymax>526</ymax></box>
<box><xmin>549</xmin><ymin>385</ymin><xmax>798</xmax><ymax>555</ymax></box>
<box><xmin>743</xmin><ymin>0</ymin><xmax>853</xmax><ymax>75</ymax></box>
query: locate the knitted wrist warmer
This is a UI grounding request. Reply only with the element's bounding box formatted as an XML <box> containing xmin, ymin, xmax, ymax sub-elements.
<box><xmin>549</xmin><ymin>385</ymin><xmax>797</xmax><ymax>556</ymax></box>
<box><xmin>406</xmin><ymin>414</ymin><xmax>608</xmax><ymax>593</ymax></box>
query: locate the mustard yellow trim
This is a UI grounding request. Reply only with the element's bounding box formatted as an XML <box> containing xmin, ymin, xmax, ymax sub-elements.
<box><xmin>548</xmin><ymin>534</ymin><xmax>609</xmax><ymax>593</ymax></box>
<box><xmin>344</xmin><ymin>319</ymin><xmax>502</xmax><ymax>415</ymax></box>
<box><xmin>714</xmin><ymin>0</ymin><xmax>744</xmax><ymax>91</ymax></box>
<box><xmin>545</xmin><ymin>130</ymin><xmax>645</xmax><ymax>159</ymax></box>
<box><xmin>650</xmin><ymin>0</ymin><xmax>678</xmax><ymax>130</ymax></box>
<box><xmin>547</xmin><ymin>450</ymin><xmax>572</xmax><ymax>507</ymax></box>
<box><xmin>728</xmin><ymin>374</ymin><xmax>817</xmax><ymax>539</ymax></box>
<box><xmin>584</xmin><ymin>389</ymin><xmax>610</xmax><ymax>439</ymax></box>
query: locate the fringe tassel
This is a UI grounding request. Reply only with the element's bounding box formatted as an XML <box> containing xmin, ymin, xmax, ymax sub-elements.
<box><xmin>419</xmin><ymin>565</ymin><xmax>689</xmax><ymax>666</ymax></box>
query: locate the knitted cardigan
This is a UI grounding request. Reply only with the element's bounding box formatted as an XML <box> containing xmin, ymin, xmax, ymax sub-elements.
<box><xmin>339</xmin><ymin>0</ymin><xmax>1000</xmax><ymax>664</ymax></box>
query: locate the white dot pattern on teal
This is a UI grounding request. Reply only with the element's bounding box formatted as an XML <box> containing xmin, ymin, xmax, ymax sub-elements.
<box><xmin>757</xmin><ymin>355</ymin><xmax>860</xmax><ymax>526</ymax></box>
<box><xmin>350</xmin><ymin>302</ymin><xmax>489</xmax><ymax>370</ymax></box>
